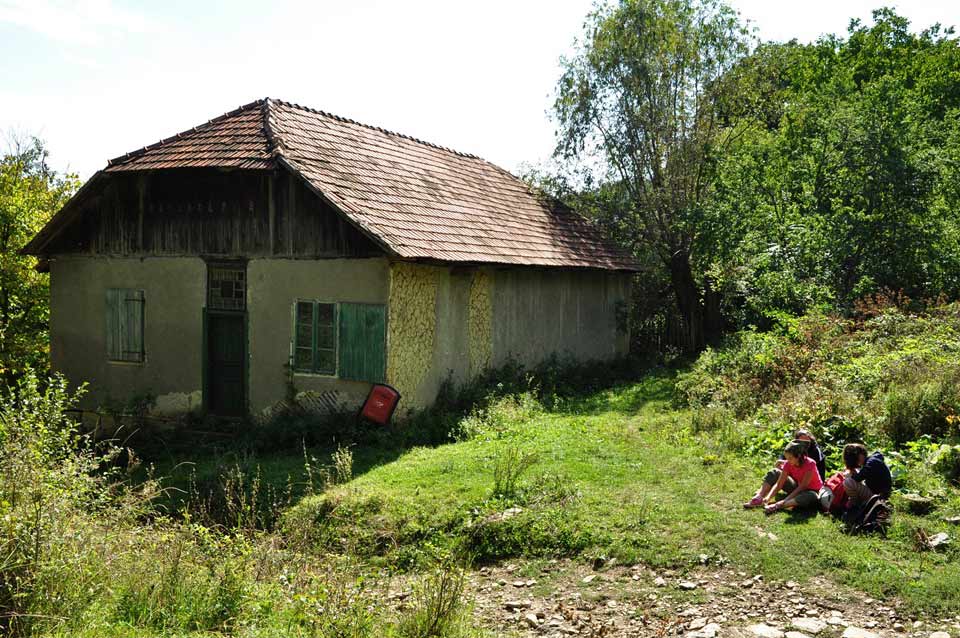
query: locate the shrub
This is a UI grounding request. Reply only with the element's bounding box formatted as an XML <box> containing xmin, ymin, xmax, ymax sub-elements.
<box><xmin>451</xmin><ymin>392</ymin><xmax>543</xmax><ymax>441</ymax></box>
<box><xmin>931</xmin><ymin>444</ymin><xmax>960</xmax><ymax>483</ymax></box>
<box><xmin>883</xmin><ymin>377</ymin><xmax>960</xmax><ymax>447</ymax></box>
<box><xmin>491</xmin><ymin>445</ymin><xmax>538</xmax><ymax>499</ymax></box>
<box><xmin>0</xmin><ymin>372</ymin><xmax>110</xmax><ymax>637</ymax></box>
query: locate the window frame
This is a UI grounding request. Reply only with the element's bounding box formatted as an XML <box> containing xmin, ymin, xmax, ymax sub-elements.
<box><xmin>291</xmin><ymin>299</ymin><xmax>339</xmax><ymax>377</ymax></box>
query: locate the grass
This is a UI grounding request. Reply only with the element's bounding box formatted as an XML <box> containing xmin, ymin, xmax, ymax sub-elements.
<box><xmin>281</xmin><ymin>369</ymin><xmax>960</xmax><ymax>614</ymax></box>
<box><xmin>9</xmin><ymin>353</ymin><xmax>960</xmax><ymax>636</ymax></box>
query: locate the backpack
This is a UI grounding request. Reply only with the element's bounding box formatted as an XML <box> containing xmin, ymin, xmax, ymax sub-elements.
<box><xmin>844</xmin><ymin>494</ymin><xmax>892</xmax><ymax>536</ymax></box>
<box><xmin>819</xmin><ymin>472</ymin><xmax>848</xmax><ymax>514</ymax></box>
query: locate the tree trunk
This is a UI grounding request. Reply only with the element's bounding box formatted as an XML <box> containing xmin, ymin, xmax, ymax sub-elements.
<box><xmin>667</xmin><ymin>249</ymin><xmax>723</xmax><ymax>352</ymax></box>
<box><xmin>668</xmin><ymin>250</ymin><xmax>704</xmax><ymax>351</ymax></box>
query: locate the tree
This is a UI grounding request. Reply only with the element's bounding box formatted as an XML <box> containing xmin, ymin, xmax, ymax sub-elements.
<box><xmin>712</xmin><ymin>10</ymin><xmax>960</xmax><ymax>322</ymax></box>
<box><xmin>553</xmin><ymin>0</ymin><xmax>753</xmax><ymax>349</ymax></box>
<box><xmin>0</xmin><ymin>136</ymin><xmax>78</xmax><ymax>384</ymax></box>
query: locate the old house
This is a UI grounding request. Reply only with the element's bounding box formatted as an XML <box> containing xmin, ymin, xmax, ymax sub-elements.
<box><xmin>24</xmin><ymin>99</ymin><xmax>638</xmax><ymax>419</ymax></box>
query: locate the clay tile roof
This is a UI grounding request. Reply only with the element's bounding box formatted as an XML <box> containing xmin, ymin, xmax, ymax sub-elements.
<box><xmin>101</xmin><ymin>99</ymin><xmax>638</xmax><ymax>270</ymax></box>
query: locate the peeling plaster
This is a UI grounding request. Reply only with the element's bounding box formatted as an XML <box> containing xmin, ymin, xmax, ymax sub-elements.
<box><xmin>386</xmin><ymin>263</ymin><xmax>440</xmax><ymax>402</ymax></box>
<box><xmin>468</xmin><ymin>270</ymin><xmax>493</xmax><ymax>375</ymax></box>
<box><xmin>152</xmin><ymin>390</ymin><xmax>202</xmax><ymax>415</ymax></box>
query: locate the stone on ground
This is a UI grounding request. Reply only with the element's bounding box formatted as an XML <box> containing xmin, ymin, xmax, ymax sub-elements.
<box><xmin>791</xmin><ymin>618</ymin><xmax>827</xmax><ymax>634</ymax></box>
<box><xmin>749</xmin><ymin>623</ymin><xmax>786</xmax><ymax>638</ymax></box>
<box><xmin>842</xmin><ymin>627</ymin><xmax>879</xmax><ymax>638</ymax></box>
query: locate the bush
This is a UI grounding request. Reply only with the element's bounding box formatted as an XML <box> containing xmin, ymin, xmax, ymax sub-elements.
<box><xmin>883</xmin><ymin>376</ymin><xmax>960</xmax><ymax>447</ymax></box>
<box><xmin>0</xmin><ymin>372</ymin><xmax>110</xmax><ymax>637</ymax></box>
<box><xmin>931</xmin><ymin>444</ymin><xmax>960</xmax><ymax>483</ymax></box>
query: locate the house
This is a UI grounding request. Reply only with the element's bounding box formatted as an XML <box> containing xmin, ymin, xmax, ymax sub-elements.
<box><xmin>23</xmin><ymin>99</ymin><xmax>638</xmax><ymax>420</ymax></box>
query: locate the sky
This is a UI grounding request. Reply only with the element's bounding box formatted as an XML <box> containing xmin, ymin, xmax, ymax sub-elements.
<box><xmin>2</xmin><ymin>0</ymin><xmax>959</xmax><ymax>181</ymax></box>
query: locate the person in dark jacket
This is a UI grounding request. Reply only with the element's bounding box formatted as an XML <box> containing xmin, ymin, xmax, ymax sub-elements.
<box><xmin>744</xmin><ymin>430</ymin><xmax>827</xmax><ymax>509</ymax></box>
<box><xmin>842</xmin><ymin>443</ymin><xmax>892</xmax><ymax>509</ymax></box>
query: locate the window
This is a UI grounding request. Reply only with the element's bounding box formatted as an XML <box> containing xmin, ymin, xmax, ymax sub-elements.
<box><xmin>106</xmin><ymin>288</ymin><xmax>145</xmax><ymax>362</ymax></box>
<box><xmin>208</xmin><ymin>264</ymin><xmax>245</xmax><ymax>311</ymax></box>
<box><xmin>292</xmin><ymin>301</ymin><xmax>386</xmax><ymax>382</ymax></box>
<box><xmin>293</xmin><ymin>301</ymin><xmax>337</xmax><ymax>375</ymax></box>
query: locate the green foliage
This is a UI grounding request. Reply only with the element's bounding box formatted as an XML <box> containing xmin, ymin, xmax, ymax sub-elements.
<box><xmin>680</xmin><ymin>304</ymin><xmax>960</xmax><ymax>496</ymax></box>
<box><xmin>711</xmin><ymin>11</ymin><xmax>960</xmax><ymax>321</ymax></box>
<box><xmin>553</xmin><ymin>0</ymin><xmax>753</xmax><ymax>347</ymax></box>
<box><xmin>547</xmin><ymin>6</ymin><xmax>960</xmax><ymax>336</ymax></box>
<box><xmin>0</xmin><ymin>371</ymin><xmax>159</xmax><ymax>637</ymax></box>
<box><xmin>0</xmin><ymin>137</ymin><xmax>78</xmax><ymax>384</ymax></box>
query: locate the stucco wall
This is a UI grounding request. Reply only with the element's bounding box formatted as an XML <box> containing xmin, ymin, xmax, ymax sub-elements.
<box><xmin>50</xmin><ymin>254</ymin><xmax>629</xmax><ymax>418</ymax></box>
<box><xmin>491</xmin><ymin>269</ymin><xmax>631</xmax><ymax>366</ymax></box>
<box><xmin>246</xmin><ymin>257</ymin><xmax>390</xmax><ymax>415</ymax></box>
<box><xmin>49</xmin><ymin>255</ymin><xmax>206</xmax><ymax>414</ymax></box>
<box><xmin>386</xmin><ymin>263</ymin><xmax>631</xmax><ymax>409</ymax></box>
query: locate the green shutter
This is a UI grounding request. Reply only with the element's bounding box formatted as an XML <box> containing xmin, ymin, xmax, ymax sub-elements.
<box><xmin>124</xmin><ymin>290</ymin><xmax>145</xmax><ymax>362</ymax></box>
<box><xmin>106</xmin><ymin>288</ymin><xmax>145</xmax><ymax>362</ymax></box>
<box><xmin>338</xmin><ymin>303</ymin><xmax>386</xmax><ymax>383</ymax></box>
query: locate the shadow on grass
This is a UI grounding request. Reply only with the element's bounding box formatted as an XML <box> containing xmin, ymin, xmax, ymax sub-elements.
<box><xmin>130</xmin><ymin>354</ymin><xmax>673</xmax><ymax>525</ymax></box>
<box><xmin>565</xmin><ymin>367</ymin><xmax>678</xmax><ymax>415</ymax></box>
<box><xmin>781</xmin><ymin>508</ymin><xmax>820</xmax><ymax>524</ymax></box>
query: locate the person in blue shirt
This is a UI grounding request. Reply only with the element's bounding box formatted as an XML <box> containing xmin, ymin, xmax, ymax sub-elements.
<box><xmin>842</xmin><ymin>443</ymin><xmax>892</xmax><ymax>509</ymax></box>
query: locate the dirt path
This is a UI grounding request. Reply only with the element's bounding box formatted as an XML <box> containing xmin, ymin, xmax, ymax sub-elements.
<box><xmin>463</xmin><ymin>560</ymin><xmax>960</xmax><ymax>638</ymax></box>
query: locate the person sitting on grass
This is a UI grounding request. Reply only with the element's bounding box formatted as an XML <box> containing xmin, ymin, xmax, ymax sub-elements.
<box><xmin>760</xmin><ymin>441</ymin><xmax>825</xmax><ymax>515</ymax></box>
<box><xmin>743</xmin><ymin>430</ymin><xmax>825</xmax><ymax>509</ymax></box>
<box><xmin>842</xmin><ymin>442</ymin><xmax>892</xmax><ymax>509</ymax></box>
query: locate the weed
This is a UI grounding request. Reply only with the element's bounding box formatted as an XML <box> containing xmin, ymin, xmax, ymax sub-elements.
<box><xmin>332</xmin><ymin>444</ymin><xmax>354</xmax><ymax>485</ymax></box>
<box><xmin>491</xmin><ymin>445</ymin><xmax>538</xmax><ymax>499</ymax></box>
<box><xmin>396</xmin><ymin>563</ymin><xmax>474</xmax><ymax>638</ymax></box>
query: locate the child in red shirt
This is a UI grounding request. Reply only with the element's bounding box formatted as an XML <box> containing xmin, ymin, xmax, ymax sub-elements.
<box><xmin>762</xmin><ymin>441</ymin><xmax>824</xmax><ymax>514</ymax></box>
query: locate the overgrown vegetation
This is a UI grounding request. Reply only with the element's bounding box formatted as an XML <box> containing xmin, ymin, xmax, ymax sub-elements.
<box><xmin>6</xmin><ymin>2</ymin><xmax>960</xmax><ymax>635</ymax></box>
<box><xmin>678</xmin><ymin>300</ymin><xmax>960</xmax><ymax>491</ymax></box>
<box><xmin>0</xmin><ymin>372</ymin><xmax>487</xmax><ymax>638</ymax></box>
<box><xmin>4</xmin><ymin>315</ymin><xmax>960</xmax><ymax>636</ymax></box>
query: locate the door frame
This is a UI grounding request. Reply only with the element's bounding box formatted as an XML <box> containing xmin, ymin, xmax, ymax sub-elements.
<box><xmin>202</xmin><ymin>260</ymin><xmax>249</xmax><ymax>417</ymax></box>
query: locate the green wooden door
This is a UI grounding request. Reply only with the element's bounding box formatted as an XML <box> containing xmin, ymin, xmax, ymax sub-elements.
<box><xmin>207</xmin><ymin>313</ymin><xmax>245</xmax><ymax>416</ymax></box>
<box><xmin>338</xmin><ymin>303</ymin><xmax>386</xmax><ymax>383</ymax></box>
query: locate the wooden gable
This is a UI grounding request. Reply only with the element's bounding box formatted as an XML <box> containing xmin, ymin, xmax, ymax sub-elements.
<box><xmin>41</xmin><ymin>167</ymin><xmax>383</xmax><ymax>259</ymax></box>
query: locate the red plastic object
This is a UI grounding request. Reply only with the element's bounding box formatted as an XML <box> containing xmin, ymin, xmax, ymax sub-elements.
<box><xmin>359</xmin><ymin>384</ymin><xmax>401</xmax><ymax>426</ymax></box>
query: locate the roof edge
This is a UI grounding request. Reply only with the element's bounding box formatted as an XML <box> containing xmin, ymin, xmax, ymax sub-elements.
<box><xmin>273</xmin><ymin>99</ymin><xmax>482</xmax><ymax>160</ymax></box>
<box><xmin>106</xmin><ymin>99</ymin><xmax>270</xmax><ymax>168</ymax></box>
<box><xmin>275</xmin><ymin>156</ymin><xmax>399</xmax><ymax>259</ymax></box>
<box><xmin>21</xmin><ymin>171</ymin><xmax>106</xmax><ymax>255</ymax></box>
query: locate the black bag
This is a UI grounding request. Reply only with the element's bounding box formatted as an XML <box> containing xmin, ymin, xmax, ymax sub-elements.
<box><xmin>844</xmin><ymin>494</ymin><xmax>892</xmax><ymax>536</ymax></box>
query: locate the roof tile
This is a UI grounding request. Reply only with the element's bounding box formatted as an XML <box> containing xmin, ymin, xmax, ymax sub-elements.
<box><xmin>102</xmin><ymin>98</ymin><xmax>637</xmax><ymax>270</ymax></box>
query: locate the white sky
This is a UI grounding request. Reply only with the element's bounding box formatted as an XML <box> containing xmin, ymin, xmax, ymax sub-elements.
<box><xmin>1</xmin><ymin>0</ymin><xmax>958</xmax><ymax>180</ymax></box>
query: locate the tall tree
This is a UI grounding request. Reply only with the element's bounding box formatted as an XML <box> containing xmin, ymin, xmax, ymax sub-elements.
<box><xmin>712</xmin><ymin>10</ymin><xmax>960</xmax><ymax>323</ymax></box>
<box><xmin>0</xmin><ymin>136</ymin><xmax>78</xmax><ymax>384</ymax></box>
<box><xmin>554</xmin><ymin>0</ymin><xmax>752</xmax><ymax>349</ymax></box>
